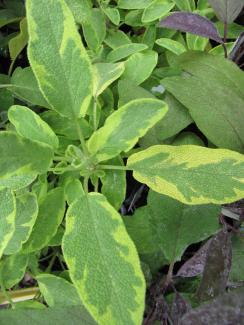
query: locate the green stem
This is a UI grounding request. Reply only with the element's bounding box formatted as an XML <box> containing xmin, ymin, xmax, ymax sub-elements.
<box><xmin>83</xmin><ymin>176</ymin><xmax>89</xmax><ymax>193</ymax></box>
<box><xmin>93</xmin><ymin>97</ymin><xmax>98</xmax><ymax>131</ymax></box>
<box><xmin>98</xmin><ymin>164</ymin><xmax>130</xmax><ymax>171</ymax></box>
<box><xmin>45</xmin><ymin>252</ymin><xmax>57</xmax><ymax>273</ymax></box>
<box><xmin>75</xmin><ymin>118</ymin><xmax>89</xmax><ymax>156</ymax></box>
<box><xmin>0</xmin><ymin>278</ymin><xmax>15</xmax><ymax>309</ymax></box>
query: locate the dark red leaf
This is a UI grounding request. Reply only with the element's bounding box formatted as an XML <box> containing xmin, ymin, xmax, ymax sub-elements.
<box><xmin>208</xmin><ymin>0</ymin><xmax>244</xmax><ymax>24</ymax></box>
<box><xmin>159</xmin><ymin>12</ymin><xmax>223</xmax><ymax>43</ymax></box>
<box><xmin>176</xmin><ymin>239</ymin><xmax>212</xmax><ymax>278</ymax></box>
<box><xmin>171</xmin><ymin>292</ymin><xmax>191</xmax><ymax>325</ymax></box>
<box><xmin>179</xmin><ymin>289</ymin><xmax>244</xmax><ymax>325</ymax></box>
<box><xmin>195</xmin><ymin>229</ymin><xmax>232</xmax><ymax>302</ymax></box>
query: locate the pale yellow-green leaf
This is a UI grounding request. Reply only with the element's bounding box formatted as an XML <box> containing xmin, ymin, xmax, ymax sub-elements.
<box><xmin>128</xmin><ymin>145</ymin><xmax>244</xmax><ymax>204</ymax></box>
<box><xmin>8</xmin><ymin>105</ymin><xmax>59</xmax><ymax>149</ymax></box>
<box><xmin>88</xmin><ymin>98</ymin><xmax>168</xmax><ymax>162</ymax></box>
<box><xmin>26</xmin><ymin>0</ymin><xmax>93</xmax><ymax>118</ymax></box>
<box><xmin>62</xmin><ymin>193</ymin><xmax>146</xmax><ymax>325</ymax></box>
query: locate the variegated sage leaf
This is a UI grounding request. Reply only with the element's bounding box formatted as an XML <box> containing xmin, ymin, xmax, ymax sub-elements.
<box><xmin>93</xmin><ymin>62</ymin><xmax>125</xmax><ymax>97</ymax></box>
<box><xmin>4</xmin><ymin>193</ymin><xmax>38</xmax><ymax>255</ymax></box>
<box><xmin>8</xmin><ymin>105</ymin><xmax>59</xmax><ymax>149</ymax></box>
<box><xmin>62</xmin><ymin>193</ymin><xmax>146</xmax><ymax>325</ymax></box>
<box><xmin>22</xmin><ymin>188</ymin><xmax>65</xmax><ymax>253</ymax></box>
<box><xmin>88</xmin><ymin>98</ymin><xmax>168</xmax><ymax>162</ymax></box>
<box><xmin>118</xmin><ymin>0</ymin><xmax>154</xmax><ymax>9</ymax></box>
<box><xmin>0</xmin><ymin>188</ymin><xmax>16</xmax><ymax>259</ymax></box>
<box><xmin>36</xmin><ymin>274</ymin><xmax>82</xmax><ymax>307</ymax></box>
<box><xmin>0</xmin><ymin>132</ymin><xmax>53</xmax><ymax>190</ymax></box>
<box><xmin>0</xmin><ymin>253</ymin><xmax>29</xmax><ymax>289</ymax></box>
<box><xmin>127</xmin><ymin>145</ymin><xmax>244</xmax><ymax>205</ymax></box>
<box><xmin>26</xmin><ymin>0</ymin><xmax>93</xmax><ymax>118</ymax></box>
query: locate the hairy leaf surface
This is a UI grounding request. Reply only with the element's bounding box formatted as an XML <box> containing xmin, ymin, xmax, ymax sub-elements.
<box><xmin>26</xmin><ymin>0</ymin><xmax>93</xmax><ymax>118</ymax></box>
<box><xmin>88</xmin><ymin>98</ymin><xmax>168</xmax><ymax>162</ymax></box>
<box><xmin>62</xmin><ymin>193</ymin><xmax>145</xmax><ymax>325</ymax></box>
<box><xmin>127</xmin><ymin>145</ymin><xmax>244</xmax><ymax>204</ymax></box>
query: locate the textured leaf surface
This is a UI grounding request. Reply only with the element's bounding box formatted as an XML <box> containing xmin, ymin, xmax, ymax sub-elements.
<box><xmin>0</xmin><ymin>253</ymin><xmax>29</xmax><ymax>289</ymax></box>
<box><xmin>101</xmin><ymin>157</ymin><xmax>126</xmax><ymax>210</ymax></box>
<box><xmin>93</xmin><ymin>62</ymin><xmax>125</xmax><ymax>97</ymax></box>
<box><xmin>10</xmin><ymin>67</ymin><xmax>50</xmax><ymax>108</ymax></box>
<box><xmin>122</xmin><ymin>50</ymin><xmax>158</xmax><ymax>85</ymax></box>
<box><xmin>0</xmin><ymin>132</ymin><xmax>53</xmax><ymax>188</ymax></box>
<box><xmin>196</xmin><ymin>230</ymin><xmax>232</xmax><ymax>302</ymax></box>
<box><xmin>118</xmin><ymin>0</ymin><xmax>153</xmax><ymax>9</ymax></box>
<box><xmin>125</xmin><ymin>190</ymin><xmax>220</xmax><ymax>262</ymax></box>
<box><xmin>9</xmin><ymin>105</ymin><xmax>59</xmax><ymax>149</ymax></box>
<box><xmin>4</xmin><ymin>193</ymin><xmax>38</xmax><ymax>255</ymax></box>
<box><xmin>156</xmin><ymin>38</ymin><xmax>186</xmax><ymax>55</ymax></box>
<box><xmin>127</xmin><ymin>145</ymin><xmax>244</xmax><ymax>204</ymax></box>
<box><xmin>160</xmin><ymin>12</ymin><xmax>223</xmax><ymax>43</ymax></box>
<box><xmin>22</xmin><ymin>188</ymin><xmax>65</xmax><ymax>253</ymax></box>
<box><xmin>0</xmin><ymin>188</ymin><xmax>16</xmax><ymax>259</ymax></box>
<box><xmin>62</xmin><ymin>193</ymin><xmax>145</xmax><ymax>325</ymax></box>
<box><xmin>37</xmin><ymin>274</ymin><xmax>81</xmax><ymax>307</ymax></box>
<box><xmin>8</xmin><ymin>18</ymin><xmax>28</xmax><ymax>74</ymax></box>
<box><xmin>229</xmin><ymin>234</ymin><xmax>244</xmax><ymax>282</ymax></box>
<box><xmin>26</xmin><ymin>0</ymin><xmax>93</xmax><ymax>118</ymax></box>
<box><xmin>107</xmin><ymin>43</ymin><xmax>148</xmax><ymax>62</ymax></box>
<box><xmin>162</xmin><ymin>52</ymin><xmax>244</xmax><ymax>152</ymax></box>
<box><xmin>142</xmin><ymin>0</ymin><xmax>175</xmax><ymax>23</ymax></box>
<box><xmin>88</xmin><ymin>98</ymin><xmax>168</xmax><ymax>162</ymax></box>
<box><xmin>208</xmin><ymin>0</ymin><xmax>244</xmax><ymax>23</ymax></box>
<box><xmin>0</xmin><ymin>306</ymin><xmax>97</xmax><ymax>325</ymax></box>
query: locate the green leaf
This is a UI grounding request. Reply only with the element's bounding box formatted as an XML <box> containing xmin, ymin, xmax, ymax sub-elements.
<box><xmin>118</xmin><ymin>0</ymin><xmax>154</xmax><ymax>9</ymax></box>
<box><xmin>101</xmin><ymin>157</ymin><xmax>126</xmax><ymax>210</ymax></box>
<box><xmin>93</xmin><ymin>62</ymin><xmax>125</xmax><ymax>97</ymax></box>
<box><xmin>104</xmin><ymin>30</ymin><xmax>132</xmax><ymax>49</ymax></box>
<box><xmin>62</xmin><ymin>193</ymin><xmax>145</xmax><ymax>325</ymax></box>
<box><xmin>8</xmin><ymin>105</ymin><xmax>59</xmax><ymax>149</ymax></box>
<box><xmin>173</xmin><ymin>0</ymin><xmax>195</xmax><ymax>11</ymax></box>
<box><xmin>64</xmin><ymin>178</ymin><xmax>85</xmax><ymax>205</ymax></box>
<box><xmin>0</xmin><ymin>132</ymin><xmax>53</xmax><ymax>189</ymax></box>
<box><xmin>162</xmin><ymin>52</ymin><xmax>244</xmax><ymax>152</ymax></box>
<box><xmin>22</xmin><ymin>188</ymin><xmax>65</xmax><ymax>253</ymax></box>
<box><xmin>156</xmin><ymin>38</ymin><xmax>187</xmax><ymax>55</ymax></box>
<box><xmin>107</xmin><ymin>43</ymin><xmax>148</xmax><ymax>63</ymax></box>
<box><xmin>0</xmin><ymin>188</ymin><xmax>16</xmax><ymax>259</ymax></box>
<box><xmin>65</xmin><ymin>0</ymin><xmax>92</xmax><ymax>25</ymax></box>
<box><xmin>10</xmin><ymin>67</ymin><xmax>50</xmax><ymax>108</ymax></box>
<box><xmin>41</xmin><ymin>110</ymin><xmax>92</xmax><ymax>141</ymax></box>
<box><xmin>122</xmin><ymin>50</ymin><xmax>158</xmax><ymax>85</ymax></box>
<box><xmin>125</xmin><ymin>190</ymin><xmax>220</xmax><ymax>262</ymax></box>
<box><xmin>127</xmin><ymin>145</ymin><xmax>244</xmax><ymax>205</ymax></box>
<box><xmin>36</xmin><ymin>274</ymin><xmax>81</xmax><ymax>307</ymax></box>
<box><xmin>87</xmin><ymin>98</ymin><xmax>168</xmax><ymax>162</ymax></box>
<box><xmin>172</xmin><ymin>132</ymin><xmax>205</xmax><ymax>146</ymax></box>
<box><xmin>0</xmin><ymin>306</ymin><xmax>97</xmax><ymax>325</ymax></box>
<box><xmin>0</xmin><ymin>253</ymin><xmax>29</xmax><ymax>289</ymax></box>
<box><xmin>82</xmin><ymin>8</ymin><xmax>106</xmax><ymax>51</ymax></box>
<box><xmin>26</xmin><ymin>0</ymin><xmax>93</xmax><ymax>118</ymax></box>
<box><xmin>4</xmin><ymin>193</ymin><xmax>38</xmax><ymax>255</ymax></box>
<box><xmin>142</xmin><ymin>0</ymin><xmax>175</xmax><ymax>23</ymax></box>
<box><xmin>101</xmin><ymin>6</ymin><xmax>120</xmax><ymax>25</ymax></box>
<box><xmin>0</xmin><ymin>9</ymin><xmax>21</xmax><ymax>28</ymax></box>
<box><xmin>142</xmin><ymin>93</ymin><xmax>192</xmax><ymax>144</ymax></box>
<box><xmin>8</xmin><ymin>18</ymin><xmax>28</xmax><ymax>74</ymax></box>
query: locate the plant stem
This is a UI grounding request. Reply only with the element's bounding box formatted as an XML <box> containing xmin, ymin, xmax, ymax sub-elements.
<box><xmin>83</xmin><ymin>176</ymin><xmax>89</xmax><ymax>193</ymax></box>
<box><xmin>93</xmin><ymin>97</ymin><xmax>98</xmax><ymax>131</ymax></box>
<box><xmin>165</xmin><ymin>261</ymin><xmax>174</xmax><ymax>287</ymax></box>
<box><xmin>0</xmin><ymin>287</ymin><xmax>39</xmax><ymax>306</ymax></box>
<box><xmin>98</xmin><ymin>164</ymin><xmax>130</xmax><ymax>171</ymax></box>
<box><xmin>45</xmin><ymin>251</ymin><xmax>57</xmax><ymax>273</ymax></box>
<box><xmin>0</xmin><ymin>278</ymin><xmax>15</xmax><ymax>309</ymax></box>
<box><xmin>223</xmin><ymin>20</ymin><xmax>228</xmax><ymax>58</ymax></box>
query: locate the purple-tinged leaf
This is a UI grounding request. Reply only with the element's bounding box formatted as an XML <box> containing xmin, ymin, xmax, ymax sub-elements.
<box><xmin>170</xmin><ymin>292</ymin><xmax>191</xmax><ymax>324</ymax></box>
<box><xmin>159</xmin><ymin>12</ymin><xmax>223</xmax><ymax>43</ymax></box>
<box><xmin>208</xmin><ymin>0</ymin><xmax>244</xmax><ymax>24</ymax></box>
<box><xmin>176</xmin><ymin>239</ymin><xmax>212</xmax><ymax>278</ymax></box>
<box><xmin>180</xmin><ymin>290</ymin><xmax>244</xmax><ymax>325</ymax></box>
<box><xmin>196</xmin><ymin>230</ymin><xmax>232</xmax><ymax>302</ymax></box>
